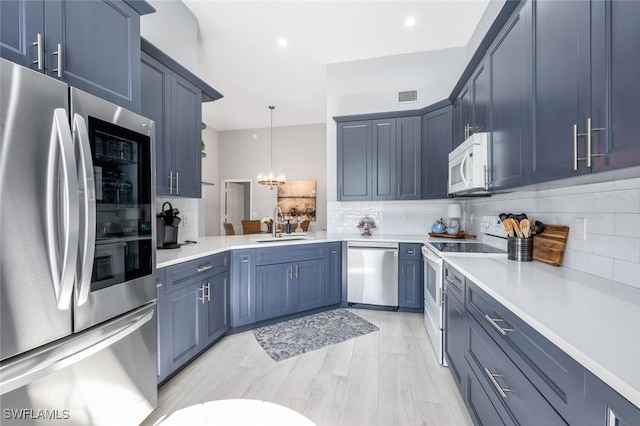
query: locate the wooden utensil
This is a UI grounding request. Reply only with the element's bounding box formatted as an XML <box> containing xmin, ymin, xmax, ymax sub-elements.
<box><xmin>502</xmin><ymin>218</ymin><xmax>514</xmax><ymax>237</ymax></box>
<box><xmin>520</xmin><ymin>218</ymin><xmax>531</xmax><ymax>238</ymax></box>
<box><xmin>512</xmin><ymin>218</ymin><xmax>525</xmax><ymax>238</ymax></box>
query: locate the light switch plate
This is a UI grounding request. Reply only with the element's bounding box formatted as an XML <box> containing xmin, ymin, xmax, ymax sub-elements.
<box><xmin>575</xmin><ymin>217</ymin><xmax>586</xmax><ymax>241</ymax></box>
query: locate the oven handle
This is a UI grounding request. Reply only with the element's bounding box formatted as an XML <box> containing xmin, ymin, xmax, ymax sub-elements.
<box><xmin>73</xmin><ymin>114</ymin><xmax>96</xmax><ymax>307</ymax></box>
<box><xmin>460</xmin><ymin>151</ymin><xmax>470</xmax><ymax>186</ymax></box>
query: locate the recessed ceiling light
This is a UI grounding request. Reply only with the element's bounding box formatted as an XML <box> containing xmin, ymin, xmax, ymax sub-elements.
<box><xmin>405</xmin><ymin>16</ymin><xmax>416</xmax><ymax>27</ymax></box>
<box><xmin>278</xmin><ymin>37</ymin><xmax>288</xmax><ymax>47</ymax></box>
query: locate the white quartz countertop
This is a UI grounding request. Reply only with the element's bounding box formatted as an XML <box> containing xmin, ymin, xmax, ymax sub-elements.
<box><xmin>156</xmin><ymin>231</ymin><xmax>428</xmax><ymax>268</ymax></box>
<box><xmin>443</xmin><ymin>256</ymin><xmax>640</xmax><ymax>409</ymax></box>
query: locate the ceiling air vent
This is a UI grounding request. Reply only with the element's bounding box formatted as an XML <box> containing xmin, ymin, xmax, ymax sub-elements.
<box><xmin>397</xmin><ymin>90</ymin><xmax>418</xmax><ymax>104</ymax></box>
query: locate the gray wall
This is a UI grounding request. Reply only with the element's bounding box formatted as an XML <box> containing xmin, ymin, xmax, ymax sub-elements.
<box><xmin>218</xmin><ymin>123</ymin><xmax>327</xmax><ymax>232</ymax></box>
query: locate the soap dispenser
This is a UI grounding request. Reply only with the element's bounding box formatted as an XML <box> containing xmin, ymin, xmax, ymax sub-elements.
<box><xmin>285</xmin><ymin>220</ymin><xmax>291</xmax><ymax>234</ymax></box>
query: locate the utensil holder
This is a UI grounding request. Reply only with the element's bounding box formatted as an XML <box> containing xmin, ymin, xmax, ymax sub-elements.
<box><xmin>508</xmin><ymin>237</ymin><xmax>533</xmax><ymax>262</ymax></box>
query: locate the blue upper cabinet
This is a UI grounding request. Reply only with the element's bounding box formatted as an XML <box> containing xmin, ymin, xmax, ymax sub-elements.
<box><xmin>531</xmin><ymin>0</ymin><xmax>592</xmax><ymax>182</ymax></box>
<box><xmin>453</xmin><ymin>84</ymin><xmax>472</xmax><ymax>147</ymax></box>
<box><xmin>337</xmin><ymin>120</ymin><xmax>372</xmax><ymax>201</ymax></box>
<box><xmin>590</xmin><ymin>0</ymin><xmax>640</xmax><ymax>172</ymax></box>
<box><xmin>421</xmin><ymin>106</ymin><xmax>452</xmax><ymax>199</ymax></box>
<box><xmin>487</xmin><ymin>0</ymin><xmax>533</xmax><ymax>191</ymax></box>
<box><xmin>0</xmin><ymin>0</ymin><xmax>152</xmax><ymax>113</ymax></box>
<box><xmin>471</xmin><ymin>61</ymin><xmax>489</xmax><ymax>135</ymax></box>
<box><xmin>337</xmin><ymin>116</ymin><xmax>421</xmax><ymax>201</ymax></box>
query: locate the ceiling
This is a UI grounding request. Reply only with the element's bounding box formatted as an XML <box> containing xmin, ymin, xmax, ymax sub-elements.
<box><xmin>182</xmin><ymin>1</ymin><xmax>491</xmax><ymax>131</ymax></box>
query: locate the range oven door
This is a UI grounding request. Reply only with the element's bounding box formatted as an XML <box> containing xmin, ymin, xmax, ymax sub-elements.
<box><xmin>71</xmin><ymin>88</ymin><xmax>156</xmax><ymax>332</ymax></box>
<box><xmin>422</xmin><ymin>245</ymin><xmax>446</xmax><ymax>365</ymax></box>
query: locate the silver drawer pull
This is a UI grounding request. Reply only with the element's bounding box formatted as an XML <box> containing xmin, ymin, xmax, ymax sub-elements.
<box><xmin>484</xmin><ymin>314</ymin><xmax>513</xmax><ymax>336</ymax></box>
<box><xmin>484</xmin><ymin>367</ymin><xmax>513</xmax><ymax>398</ymax></box>
<box><xmin>197</xmin><ymin>265</ymin><xmax>212</xmax><ymax>272</ymax></box>
<box><xmin>407</xmin><ymin>249</ymin><xmax>414</xmax><ymax>255</ymax></box>
<box><xmin>156</xmin><ymin>283</ymin><xmax>163</xmax><ymax>288</ymax></box>
<box><xmin>242</xmin><ymin>258</ymin><xmax>249</xmax><ymax>263</ymax></box>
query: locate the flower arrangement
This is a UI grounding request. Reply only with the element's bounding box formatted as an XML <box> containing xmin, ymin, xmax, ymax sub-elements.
<box><xmin>261</xmin><ymin>216</ymin><xmax>273</xmax><ymax>225</ymax></box>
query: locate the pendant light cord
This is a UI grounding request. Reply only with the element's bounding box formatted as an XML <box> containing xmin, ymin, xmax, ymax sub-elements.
<box><xmin>269</xmin><ymin>105</ymin><xmax>275</xmax><ymax>173</ymax></box>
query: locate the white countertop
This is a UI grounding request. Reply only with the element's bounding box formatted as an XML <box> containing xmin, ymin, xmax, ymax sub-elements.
<box><xmin>156</xmin><ymin>232</ymin><xmax>640</xmax><ymax>408</ymax></box>
<box><xmin>444</xmin><ymin>256</ymin><xmax>640</xmax><ymax>409</ymax></box>
<box><xmin>156</xmin><ymin>231</ymin><xmax>428</xmax><ymax>268</ymax></box>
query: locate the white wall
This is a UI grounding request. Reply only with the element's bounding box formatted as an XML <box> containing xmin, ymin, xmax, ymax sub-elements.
<box><xmin>326</xmin><ymin>47</ymin><xmax>468</xmax><ymax>204</ymax></box>
<box><xmin>219</xmin><ymin>124</ymin><xmax>327</xmax><ymax>232</ymax></box>
<box><xmin>202</xmin><ymin>127</ymin><xmax>221</xmax><ymax>236</ymax></box>
<box><xmin>140</xmin><ymin>0</ymin><xmax>198</xmax><ymax>72</ymax></box>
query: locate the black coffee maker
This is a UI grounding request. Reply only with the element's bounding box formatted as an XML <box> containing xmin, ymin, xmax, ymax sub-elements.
<box><xmin>157</xmin><ymin>202</ymin><xmax>181</xmax><ymax>249</ymax></box>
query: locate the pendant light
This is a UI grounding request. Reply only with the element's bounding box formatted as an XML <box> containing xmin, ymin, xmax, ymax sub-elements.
<box><xmin>257</xmin><ymin>105</ymin><xmax>286</xmax><ymax>189</ymax></box>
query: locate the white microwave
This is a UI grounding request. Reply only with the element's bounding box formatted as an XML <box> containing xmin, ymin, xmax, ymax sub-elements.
<box><xmin>448</xmin><ymin>132</ymin><xmax>489</xmax><ymax>195</ymax></box>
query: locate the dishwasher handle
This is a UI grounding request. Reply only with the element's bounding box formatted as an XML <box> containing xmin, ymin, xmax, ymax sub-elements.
<box><xmin>347</xmin><ymin>241</ymin><xmax>399</xmax><ymax>250</ymax></box>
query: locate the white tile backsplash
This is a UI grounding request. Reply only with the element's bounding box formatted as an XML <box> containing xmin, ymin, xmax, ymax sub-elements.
<box><xmin>327</xmin><ymin>176</ymin><xmax>640</xmax><ymax>287</ymax></box>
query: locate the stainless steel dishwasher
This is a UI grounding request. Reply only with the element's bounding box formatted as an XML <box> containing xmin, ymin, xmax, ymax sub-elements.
<box><xmin>347</xmin><ymin>241</ymin><xmax>399</xmax><ymax>308</ymax></box>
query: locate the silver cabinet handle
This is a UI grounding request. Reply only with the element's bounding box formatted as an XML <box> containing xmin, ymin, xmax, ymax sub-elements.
<box><xmin>295</xmin><ymin>264</ymin><xmax>299</xmax><ymax>279</ymax></box>
<box><xmin>199</xmin><ymin>285</ymin><xmax>206</xmax><ymax>304</ymax></box>
<box><xmin>483</xmin><ymin>164</ymin><xmax>490</xmax><ymax>190</ymax></box>
<box><xmin>330</xmin><ymin>250</ymin><xmax>337</xmax><ymax>254</ymax></box>
<box><xmin>242</xmin><ymin>258</ymin><xmax>249</xmax><ymax>263</ymax></box>
<box><xmin>32</xmin><ymin>33</ymin><xmax>43</xmax><ymax>70</ymax></box>
<box><xmin>156</xmin><ymin>283</ymin><xmax>163</xmax><ymax>288</ymax></box>
<box><xmin>587</xmin><ymin>117</ymin><xmax>606</xmax><ymax>166</ymax></box>
<box><xmin>46</xmin><ymin>109</ymin><xmax>79</xmax><ymax>310</ymax></box>
<box><xmin>289</xmin><ymin>265</ymin><xmax>293</xmax><ymax>280</ymax></box>
<box><xmin>176</xmin><ymin>171</ymin><xmax>179</xmax><ymax>194</ymax></box>
<box><xmin>484</xmin><ymin>314</ymin><xmax>513</xmax><ymax>336</ymax></box>
<box><xmin>52</xmin><ymin>43</ymin><xmax>62</xmax><ymax>78</ymax></box>
<box><xmin>206</xmin><ymin>282</ymin><xmax>211</xmax><ymax>302</ymax></box>
<box><xmin>484</xmin><ymin>367</ymin><xmax>512</xmax><ymax>398</ymax></box>
<box><xmin>197</xmin><ymin>265</ymin><xmax>212</xmax><ymax>273</ymax></box>
<box><xmin>72</xmin><ymin>114</ymin><xmax>96</xmax><ymax>307</ymax></box>
<box><xmin>439</xmin><ymin>288</ymin><xmax>446</xmax><ymax>306</ymax></box>
<box><xmin>407</xmin><ymin>249</ymin><xmax>415</xmax><ymax>255</ymax></box>
<box><xmin>573</xmin><ymin>124</ymin><xmax>579</xmax><ymax>170</ymax></box>
<box><xmin>168</xmin><ymin>171</ymin><xmax>173</xmax><ymax>194</ymax></box>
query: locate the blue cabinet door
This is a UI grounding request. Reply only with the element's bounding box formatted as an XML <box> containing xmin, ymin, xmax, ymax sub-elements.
<box><xmin>531</xmin><ymin>0</ymin><xmax>591</xmax><ymax>183</ymax></box>
<box><xmin>421</xmin><ymin>106</ymin><xmax>453</xmax><ymax>199</ymax></box>
<box><xmin>141</xmin><ymin>52</ymin><xmax>172</xmax><ymax>197</ymax></box>
<box><xmin>0</xmin><ymin>0</ymin><xmax>44</xmax><ymax>70</ymax></box>
<box><xmin>488</xmin><ymin>1</ymin><xmax>532</xmax><ymax>191</ymax></box>
<box><xmin>399</xmin><ymin>259</ymin><xmax>422</xmax><ymax>309</ymax></box>
<box><xmin>396</xmin><ymin>116</ymin><xmax>421</xmax><ymax>200</ymax></box>
<box><xmin>44</xmin><ymin>0</ymin><xmax>142</xmax><ymax>112</ymax></box>
<box><xmin>256</xmin><ymin>263</ymin><xmax>294</xmax><ymax>321</ymax></box>
<box><xmin>472</xmin><ymin>61</ymin><xmax>490</xmax><ymax>134</ymax></box>
<box><xmin>294</xmin><ymin>259</ymin><xmax>325</xmax><ymax>313</ymax></box>
<box><xmin>583</xmin><ymin>370</ymin><xmax>640</xmax><ymax>426</ymax></box>
<box><xmin>202</xmin><ymin>271</ymin><xmax>230</xmax><ymax>347</ymax></box>
<box><xmin>591</xmin><ymin>0</ymin><xmax>640</xmax><ymax>172</ymax></box>
<box><xmin>231</xmin><ymin>249</ymin><xmax>256</xmax><ymax>327</ymax></box>
<box><xmin>372</xmin><ymin>119</ymin><xmax>396</xmax><ymax>200</ymax></box>
<box><xmin>337</xmin><ymin>121</ymin><xmax>371</xmax><ymax>201</ymax></box>
<box><xmin>326</xmin><ymin>243</ymin><xmax>342</xmax><ymax>305</ymax></box>
<box><xmin>171</xmin><ymin>76</ymin><xmax>202</xmax><ymax>198</ymax></box>
<box><xmin>159</xmin><ymin>280</ymin><xmax>203</xmax><ymax>375</ymax></box>
<box><xmin>455</xmin><ymin>84</ymin><xmax>472</xmax><ymax>146</ymax></box>
<box><xmin>156</xmin><ymin>268</ymin><xmax>166</xmax><ymax>383</ymax></box>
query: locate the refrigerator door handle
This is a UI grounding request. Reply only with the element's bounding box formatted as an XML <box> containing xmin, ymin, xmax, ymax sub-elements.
<box><xmin>0</xmin><ymin>307</ymin><xmax>154</xmax><ymax>395</ymax></box>
<box><xmin>73</xmin><ymin>114</ymin><xmax>96</xmax><ymax>306</ymax></box>
<box><xmin>46</xmin><ymin>108</ymin><xmax>80</xmax><ymax>310</ymax></box>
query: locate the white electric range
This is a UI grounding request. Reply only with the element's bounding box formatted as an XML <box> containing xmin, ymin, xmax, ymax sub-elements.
<box><xmin>422</xmin><ymin>216</ymin><xmax>508</xmax><ymax>365</ymax></box>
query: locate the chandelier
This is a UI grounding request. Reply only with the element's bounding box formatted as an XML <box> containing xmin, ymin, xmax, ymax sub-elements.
<box><xmin>257</xmin><ymin>105</ymin><xmax>286</xmax><ymax>189</ymax></box>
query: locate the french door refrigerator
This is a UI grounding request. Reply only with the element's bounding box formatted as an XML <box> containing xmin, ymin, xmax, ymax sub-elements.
<box><xmin>0</xmin><ymin>58</ymin><xmax>157</xmax><ymax>425</ymax></box>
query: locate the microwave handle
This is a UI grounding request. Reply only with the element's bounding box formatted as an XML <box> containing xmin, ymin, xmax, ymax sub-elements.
<box><xmin>460</xmin><ymin>151</ymin><xmax>470</xmax><ymax>186</ymax></box>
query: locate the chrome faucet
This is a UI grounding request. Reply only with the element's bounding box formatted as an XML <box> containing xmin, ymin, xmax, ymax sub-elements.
<box><xmin>273</xmin><ymin>206</ymin><xmax>283</xmax><ymax>237</ymax></box>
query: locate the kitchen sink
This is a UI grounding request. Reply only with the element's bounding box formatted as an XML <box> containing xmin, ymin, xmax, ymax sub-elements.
<box><xmin>252</xmin><ymin>235</ymin><xmax>310</xmax><ymax>243</ymax></box>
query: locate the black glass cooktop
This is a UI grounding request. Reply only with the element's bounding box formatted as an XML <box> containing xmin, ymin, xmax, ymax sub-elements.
<box><xmin>429</xmin><ymin>242</ymin><xmax>506</xmax><ymax>254</ymax></box>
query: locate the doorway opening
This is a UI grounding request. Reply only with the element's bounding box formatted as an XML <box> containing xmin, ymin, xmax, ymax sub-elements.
<box><xmin>222</xmin><ymin>179</ymin><xmax>252</xmax><ymax>235</ymax></box>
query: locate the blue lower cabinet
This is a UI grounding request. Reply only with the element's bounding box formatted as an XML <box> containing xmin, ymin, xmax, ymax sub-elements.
<box><xmin>231</xmin><ymin>249</ymin><xmax>256</xmax><ymax>327</ymax></box>
<box><xmin>583</xmin><ymin>371</ymin><xmax>640</xmax><ymax>426</ymax></box>
<box><xmin>294</xmin><ymin>259</ymin><xmax>325</xmax><ymax>313</ymax></box>
<box><xmin>399</xmin><ymin>243</ymin><xmax>423</xmax><ymax>309</ymax></box>
<box><xmin>445</xmin><ymin>286</ymin><xmax>467</xmax><ymax>394</ymax></box>
<box><xmin>255</xmin><ymin>263</ymin><xmax>294</xmax><ymax>321</ymax></box>
<box><xmin>202</xmin><ymin>270</ymin><xmax>230</xmax><ymax>347</ymax></box>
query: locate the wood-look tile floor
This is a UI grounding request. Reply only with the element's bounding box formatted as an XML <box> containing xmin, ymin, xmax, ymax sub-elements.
<box><xmin>142</xmin><ymin>309</ymin><xmax>473</xmax><ymax>426</ymax></box>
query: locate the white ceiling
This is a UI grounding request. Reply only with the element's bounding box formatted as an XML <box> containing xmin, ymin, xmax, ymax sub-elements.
<box><xmin>182</xmin><ymin>1</ymin><xmax>491</xmax><ymax>131</ymax></box>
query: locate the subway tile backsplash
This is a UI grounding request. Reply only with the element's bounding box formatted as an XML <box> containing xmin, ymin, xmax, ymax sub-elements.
<box><xmin>327</xmin><ymin>176</ymin><xmax>640</xmax><ymax>289</ymax></box>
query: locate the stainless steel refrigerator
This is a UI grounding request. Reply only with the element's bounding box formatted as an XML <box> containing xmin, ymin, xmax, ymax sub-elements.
<box><xmin>0</xmin><ymin>58</ymin><xmax>157</xmax><ymax>425</ymax></box>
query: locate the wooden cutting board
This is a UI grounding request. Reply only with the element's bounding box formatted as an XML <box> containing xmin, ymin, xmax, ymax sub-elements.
<box><xmin>428</xmin><ymin>231</ymin><xmax>476</xmax><ymax>239</ymax></box>
<box><xmin>532</xmin><ymin>225</ymin><xmax>570</xmax><ymax>266</ymax></box>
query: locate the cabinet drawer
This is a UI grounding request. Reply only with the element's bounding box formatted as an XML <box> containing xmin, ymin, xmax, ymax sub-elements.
<box><xmin>165</xmin><ymin>252</ymin><xmax>229</xmax><ymax>294</ymax></box>
<box><xmin>399</xmin><ymin>243</ymin><xmax>421</xmax><ymax>260</ymax></box>
<box><xmin>466</xmin><ymin>280</ymin><xmax>583</xmax><ymax>424</ymax></box>
<box><xmin>256</xmin><ymin>243</ymin><xmax>325</xmax><ymax>265</ymax></box>
<box><xmin>444</xmin><ymin>263</ymin><xmax>465</xmax><ymax>301</ymax></box>
<box><xmin>466</xmin><ymin>319</ymin><xmax>567</xmax><ymax>426</ymax></box>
